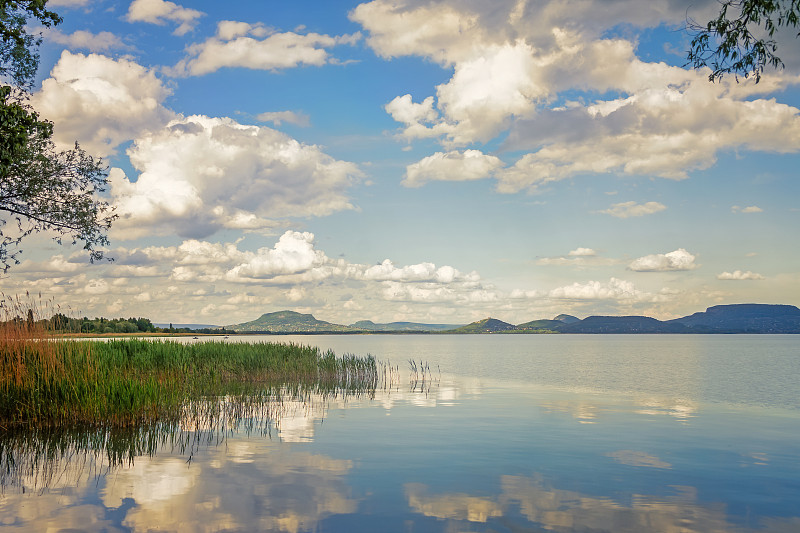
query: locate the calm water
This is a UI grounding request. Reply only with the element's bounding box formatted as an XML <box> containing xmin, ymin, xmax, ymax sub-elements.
<box><xmin>1</xmin><ymin>334</ymin><xmax>799</xmax><ymax>532</ymax></box>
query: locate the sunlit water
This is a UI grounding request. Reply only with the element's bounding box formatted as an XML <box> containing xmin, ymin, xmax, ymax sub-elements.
<box><xmin>2</xmin><ymin>334</ymin><xmax>799</xmax><ymax>532</ymax></box>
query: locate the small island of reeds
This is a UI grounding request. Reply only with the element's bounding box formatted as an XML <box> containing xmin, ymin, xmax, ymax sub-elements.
<box><xmin>1</xmin><ymin>307</ymin><xmax>378</xmax><ymax>430</ymax></box>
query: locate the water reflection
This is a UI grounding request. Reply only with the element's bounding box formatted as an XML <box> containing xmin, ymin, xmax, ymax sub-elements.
<box><xmin>1</xmin><ymin>359</ymin><xmax>799</xmax><ymax>533</ymax></box>
<box><xmin>406</xmin><ymin>474</ymin><xmax>800</xmax><ymax>532</ymax></box>
<box><xmin>538</xmin><ymin>391</ymin><xmax>697</xmax><ymax>424</ymax></box>
<box><xmin>0</xmin><ymin>384</ymin><xmax>373</xmax><ymax>494</ymax></box>
<box><xmin>0</xmin><ymin>386</ymin><xmax>363</xmax><ymax>533</ymax></box>
<box><xmin>102</xmin><ymin>444</ymin><xmax>356</xmax><ymax>532</ymax></box>
<box><xmin>0</xmin><ymin>439</ymin><xmax>357</xmax><ymax>533</ymax></box>
<box><xmin>606</xmin><ymin>449</ymin><xmax>672</xmax><ymax>469</ymax></box>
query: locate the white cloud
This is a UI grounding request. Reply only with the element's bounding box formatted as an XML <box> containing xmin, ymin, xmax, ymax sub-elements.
<box><xmin>568</xmin><ymin>248</ymin><xmax>596</xmax><ymax>257</ymax></box>
<box><xmin>350</xmin><ymin>1</ymin><xmax>487</xmax><ymax>65</ymax></box>
<box><xmin>82</xmin><ymin>279</ymin><xmax>110</xmax><ymax>295</ymax></box>
<box><xmin>600</xmin><ymin>201</ymin><xmax>667</xmax><ymax>219</ymax></box>
<box><xmin>172</xmin><ymin>22</ymin><xmax>359</xmax><ymax>76</ymax></box>
<box><xmin>381</xmin><ymin>282</ymin><xmax>497</xmax><ymax>304</ymax></box>
<box><xmin>222</xmin><ymin>233</ymin><xmax>484</xmax><ymax>293</ymax></box>
<box><xmin>403</xmin><ymin>150</ymin><xmax>504</xmax><ymax>187</ymax></box>
<box><xmin>32</xmin><ymin>51</ymin><xmax>173</xmax><ymax>156</ymax></box>
<box><xmin>216</xmin><ymin>20</ymin><xmax>269</xmax><ymax>40</ymax></box>
<box><xmin>175</xmin><ymin>241</ymin><xmax>246</xmax><ymax>266</ymax></box>
<box><xmin>355</xmin><ymin>1</ymin><xmax>800</xmax><ymax>191</ymax></box>
<box><xmin>353</xmin><ymin>0</ymin><xmax>717</xmax><ymax>62</ymax></box>
<box><xmin>628</xmin><ymin>249</ymin><xmax>697</xmax><ymax>272</ymax></box>
<box><xmin>257</xmin><ymin>111</ymin><xmax>310</xmax><ymax>127</ymax></box>
<box><xmin>547</xmin><ymin>277</ymin><xmax>663</xmax><ymax>303</ymax></box>
<box><xmin>361</xmin><ymin>259</ymin><xmax>478</xmax><ymax>284</ymax></box>
<box><xmin>717</xmin><ymin>270</ymin><xmax>765</xmax><ymax>280</ymax></box>
<box><xmin>126</xmin><ymin>0</ymin><xmax>204</xmax><ymax>36</ymax></box>
<box><xmin>731</xmin><ymin>205</ymin><xmax>764</xmax><ymax>213</ymax></box>
<box><xmin>385</xmin><ymin>94</ymin><xmax>438</xmax><ymax>128</ymax></box>
<box><xmin>109</xmin><ymin>115</ymin><xmax>362</xmax><ymax>239</ymax></box>
<box><xmin>44</xmin><ymin>29</ymin><xmax>130</xmax><ymax>52</ymax></box>
<box><xmin>427</xmin><ymin>40</ymin><xmax>548</xmax><ymax>145</ymax></box>
<box><xmin>227</xmin><ymin>232</ymin><xmax>328</xmax><ymax>281</ymax></box>
<box><xmin>16</xmin><ymin>255</ymin><xmax>82</xmax><ymax>274</ymax></box>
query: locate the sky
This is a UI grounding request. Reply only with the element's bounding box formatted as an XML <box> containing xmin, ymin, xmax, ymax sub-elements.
<box><xmin>4</xmin><ymin>0</ymin><xmax>800</xmax><ymax>326</ymax></box>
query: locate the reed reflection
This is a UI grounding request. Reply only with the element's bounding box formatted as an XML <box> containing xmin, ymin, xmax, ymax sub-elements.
<box><xmin>0</xmin><ymin>382</ymin><xmax>377</xmax><ymax>494</ymax></box>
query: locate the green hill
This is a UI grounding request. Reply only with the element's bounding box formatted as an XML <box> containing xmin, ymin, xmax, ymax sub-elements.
<box><xmin>351</xmin><ymin>320</ymin><xmax>462</xmax><ymax>332</ymax></box>
<box><xmin>514</xmin><ymin>319</ymin><xmax>564</xmax><ymax>333</ymax></box>
<box><xmin>449</xmin><ymin>318</ymin><xmax>516</xmax><ymax>333</ymax></box>
<box><xmin>227</xmin><ymin>311</ymin><xmax>356</xmax><ymax>333</ymax></box>
<box><xmin>554</xmin><ymin>314</ymin><xmax>580</xmax><ymax>324</ymax></box>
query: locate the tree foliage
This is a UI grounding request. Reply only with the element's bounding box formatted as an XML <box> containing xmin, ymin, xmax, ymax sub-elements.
<box><xmin>1</xmin><ymin>0</ymin><xmax>60</xmax><ymax>88</ymax></box>
<box><xmin>688</xmin><ymin>0</ymin><xmax>800</xmax><ymax>82</ymax></box>
<box><xmin>0</xmin><ymin>0</ymin><xmax>115</xmax><ymax>272</ymax></box>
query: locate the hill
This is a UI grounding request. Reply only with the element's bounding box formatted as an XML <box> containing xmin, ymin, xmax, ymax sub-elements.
<box><xmin>222</xmin><ymin>303</ymin><xmax>800</xmax><ymax>335</ymax></box>
<box><xmin>350</xmin><ymin>320</ymin><xmax>462</xmax><ymax>332</ymax></box>
<box><xmin>514</xmin><ymin>319</ymin><xmax>564</xmax><ymax>333</ymax></box>
<box><xmin>450</xmin><ymin>318</ymin><xmax>517</xmax><ymax>334</ymax></box>
<box><xmin>668</xmin><ymin>303</ymin><xmax>800</xmax><ymax>333</ymax></box>
<box><xmin>556</xmin><ymin>304</ymin><xmax>800</xmax><ymax>334</ymax></box>
<box><xmin>558</xmin><ymin>316</ymin><xmax>690</xmax><ymax>334</ymax></box>
<box><xmin>554</xmin><ymin>314</ymin><xmax>580</xmax><ymax>324</ymax></box>
<box><xmin>227</xmin><ymin>311</ymin><xmax>356</xmax><ymax>333</ymax></box>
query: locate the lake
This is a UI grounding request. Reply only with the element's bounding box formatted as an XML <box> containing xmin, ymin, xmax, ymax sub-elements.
<box><xmin>1</xmin><ymin>334</ymin><xmax>799</xmax><ymax>532</ymax></box>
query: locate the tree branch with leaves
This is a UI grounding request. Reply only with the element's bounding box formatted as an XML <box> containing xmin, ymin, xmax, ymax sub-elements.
<box><xmin>1</xmin><ymin>0</ymin><xmax>115</xmax><ymax>272</ymax></box>
<box><xmin>687</xmin><ymin>0</ymin><xmax>800</xmax><ymax>83</ymax></box>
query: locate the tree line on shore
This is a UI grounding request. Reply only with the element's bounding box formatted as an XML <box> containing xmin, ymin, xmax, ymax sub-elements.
<box><xmin>2</xmin><ymin>312</ymin><xmax>226</xmax><ymax>335</ymax></box>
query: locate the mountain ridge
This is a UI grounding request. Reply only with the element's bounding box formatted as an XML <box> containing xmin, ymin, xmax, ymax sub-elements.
<box><xmin>225</xmin><ymin>304</ymin><xmax>800</xmax><ymax>334</ymax></box>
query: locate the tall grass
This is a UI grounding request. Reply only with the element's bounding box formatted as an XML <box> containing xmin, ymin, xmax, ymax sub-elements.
<box><xmin>0</xmin><ymin>296</ymin><xmax>378</xmax><ymax>430</ymax></box>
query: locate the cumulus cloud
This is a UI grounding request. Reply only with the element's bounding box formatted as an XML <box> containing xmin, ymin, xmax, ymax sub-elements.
<box><xmin>385</xmin><ymin>94</ymin><xmax>438</xmax><ymax>129</ymax></box>
<box><xmin>126</xmin><ymin>0</ymin><xmax>204</xmax><ymax>36</ymax></box>
<box><xmin>600</xmin><ymin>201</ymin><xmax>667</xmax><ymax>219</ymax></box>
<box><xmin>222</xmin><ymin>233</ymin><xmax>486</xmax><ymax>294</ymax></box>
<box><xmin>361</xmin><ymin>259</ymin><xmax>478</xmax><ymax>284</ymax></box>
<box><xmin>227</xmin><ymin>232</ymin><xmax>328</xmax><ymax>281</ymax></box>
<box><xmin>717</xmin><ymin>270</ymin><xmax>765</xmax><ymax>280</ymax></box>
<box><xmin>569</xmin><ymin>248</ymin><xmax>596</xmax><ymax>257</ymax></box>
<box><xmin>353</xmin><ymin>0</ymin><xmax>717</xmax><ymax>62</ymax></box>
<box><xmin>382</xmin><ymin>282</ymin><xmax>497</xmax><ymax>303</ymax></box>
<box><xmin>95</xmin><ymin>231</ymin><xmax>498</xmax><ymax>311</ymax></box>
<box><xmin>44</xmin><ymin>29</ymin><xmax>131</xmax><ymax>52</ymax></box>
<box><xmin>403</xmin><ymin>150</ymin><xmax>504</xmax><ymax>187</ymax></box>
<box><xmin>79</xmin><ymin>232</ymin><xmax>490</xmax><ymax>307</ymax></box>
<box><xmin>257</xmin><ymin>111</ymin><xmax>310</xmax><ymax>127</ymax></box>
<box><xmin>16</xmin><ymin>255</ymin><xmax>82</xmax><ymax>274</ymax></box>
<box><xmin>547</xmin><ymin>277</ymin><xmax>663</xmax><ymax>303</ymax></box>
<box><xmin>171</xmin><ymin>21</ymin><xmax>359</xmax><ymax>76</ymax></box>
<box><xmin>354</xmin><ymin>0</ymin><xmax>800</xmax><ymax>191</ymax></box>
<box><xmin>495</xmin><ymin>65</ymin><xmax>800</xmax><ymax>192</ymax></box>
<box><xmin>32</xmin><ymin>51</ymin><xmax>174</xmax><ymax>156</ymax></box>
<box><xmin>731</xmin><ymin>205</ymin><xmax>764</xmax><ymax>213</ymax></box>
<box><xmin>350</xmin><ymin>0</ymin><xmax>489</xmax><ymax>65</ymax></box>
<box><xmin>109</xmin><ymin>115</ymin><xmax>362</xmax><ymax>239</ymax></box>
<box><xmin>628</xmin><ymin>249</ymin><xmax>697</xmax><ymax>272</ymax></box>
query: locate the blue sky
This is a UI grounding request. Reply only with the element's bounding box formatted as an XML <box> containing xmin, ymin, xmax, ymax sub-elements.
<box><xmin>6</xmin><ymin>0</ymin><xmax>800</xmax><ymax>325</ymax></box>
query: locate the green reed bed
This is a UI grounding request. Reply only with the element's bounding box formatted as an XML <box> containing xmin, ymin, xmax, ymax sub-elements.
<box><xmin>0</xmin><ymin>335</ymin><xmax>378</xmax><ymax>430</ymax></box>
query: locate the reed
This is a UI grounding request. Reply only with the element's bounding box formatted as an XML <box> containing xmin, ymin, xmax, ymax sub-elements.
<box><xmin>0</xmin><ymin>297</ymin><xmax>378</xmax><ymax>430</ymax></box>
